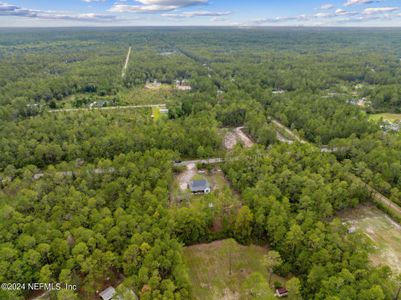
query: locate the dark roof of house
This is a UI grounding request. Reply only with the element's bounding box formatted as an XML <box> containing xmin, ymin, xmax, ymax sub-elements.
<box><xmin>189</xmin><ymin>179</ymin><xmax>210</xmax><ymax>192</ymax></box>
<box><xmin>276</xmin><ymin>287</ymin><xmax>288</xmax><ymax>295</ymax></box>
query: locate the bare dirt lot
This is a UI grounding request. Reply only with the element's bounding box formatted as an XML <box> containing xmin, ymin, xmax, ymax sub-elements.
<box><xmin>234</xmin><ymin>127</ymin><xmax>254</xmax><ymax>148</ymax></box>
<box><xmin>177</xmin><ymin>163</ymin><xmax>197</xmax><ymax>191</ymax></box>
<box><xmin>223</xmin><ymin>127</ymin><xmax>254</xmax><ymax>150</ymax></box>
<box><xmin>340</xmin><ymin>204</ymin><xmax>401</xmax><ymax>274</ymax></box>
<box><xmin>223</xmin><ymin>131</ymin><xmax>239</xmax><ymax>150</ymax></box>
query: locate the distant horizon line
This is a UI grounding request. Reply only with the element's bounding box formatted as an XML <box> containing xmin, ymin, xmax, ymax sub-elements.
<box><xmin>0</xmin><ymin>25</ymin><xmax>401</xmax><ymax>29</ymax></box>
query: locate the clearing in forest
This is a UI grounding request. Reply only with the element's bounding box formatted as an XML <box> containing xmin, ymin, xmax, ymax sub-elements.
<box><xmin>222</xmin><ymin>127</ymin><xmax>254</xmax><ymax>150</ymax></box>
<box><xmin>369</xmin><ymin>113</ymin><xmax>401</xmax><ymax>122</ymax></box>
<box><xmin>171</xmin><ymin>164</ymin><xmax>240</xmax><ymax>207</ymax></box>
<box><xmin>118</xmin><ymin>87</ymin><xmax>172</xmax><ymax>105</ymax></box>
<box><xmin>183</xmin><ymin>239</ymin><xmax>284</xmax><ymax>300</ymax></box>
<box><xmin>340</xmin><ymin>204</ymin><xmax>401</xmax><ymax>274</ymax></box>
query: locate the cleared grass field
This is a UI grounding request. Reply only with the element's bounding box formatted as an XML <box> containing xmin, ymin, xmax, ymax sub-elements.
<box><xmin>171</xmin><ymin>167</ymin><xmax>241</xmax><ymax>206</ymax></box>
<box><xmin>119</xmin><ymin>86</ymin><xmax>172</xmax><ymax>105</ymax></box>
<box><xmin>183</xmin><ymin>239</ymin><xmax>284</xmax><ymax>300</ymax></box>
<box><xmin>340</xmin><ymin>204</ymin><xmax>401</xmax><ymax>274</ymax></box>
<box><xmin>369</xmin><ymin>113</ymin><xmax>401</xmax><ymax>122</ymax></box>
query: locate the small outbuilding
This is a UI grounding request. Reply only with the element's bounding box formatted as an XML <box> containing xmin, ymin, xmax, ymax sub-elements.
<box><xmin>99</xmin><ymin>286</ymin><xmax>138</xmax><ymax>300</ymax></box>
<box><xmin>275</xmin><ymin>287</ymin><xmax>288</xmax><ymax>298</ymax></box>
<box><xmin>99</xmin><ymin>287</ymin><xmax>116</xmax><ymax>300</ymax></box>
<box><xmin>189</xmin><ymin>179</ymin><xmax>211</xmax><ymax>194</ymax></box>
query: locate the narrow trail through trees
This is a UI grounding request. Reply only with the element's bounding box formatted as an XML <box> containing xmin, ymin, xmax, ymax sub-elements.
<box><xmin>122</xmin><ymin>46</ymin><xmax>132</xmax><ymax>79</ymax></box>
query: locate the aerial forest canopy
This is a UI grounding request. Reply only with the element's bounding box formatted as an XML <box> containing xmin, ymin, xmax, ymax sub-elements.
<box><xmin>1</xmin><ymin>27</ymin><xmax>401</xmax><ymax>299</ymax></box>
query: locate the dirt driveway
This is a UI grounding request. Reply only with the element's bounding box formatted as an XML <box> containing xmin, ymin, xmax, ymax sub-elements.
<box><xmin>177</xmin><ymin>163</ymin><xmax>197</xmax><ymax>191</ymax></box>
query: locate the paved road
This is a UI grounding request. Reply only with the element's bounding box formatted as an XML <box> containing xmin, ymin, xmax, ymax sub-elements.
<box><xmin>122</xmin><ymin>46</ymin><xmax>132</xmax><ymax>78</ymax></box>
<box><xmin>49</xmin><ymin>104</ymin><xmax>166</xmax><ymax>113</ymax></box>
<box><xmin>174</xmin><ymin>158</ymin><xmax>224</xmax><ymax>167</ymax></box>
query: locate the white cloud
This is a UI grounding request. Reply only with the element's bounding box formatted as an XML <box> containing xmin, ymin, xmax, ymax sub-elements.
<box><xmin>335</xmin><ymin>8</ymin><xmax>358</xmax><ymax>15</ymax></box>
<box><xmin>253</xmin><ymin>15</ymin><xmax>309</xmax><ymax>25</ymax></box>
<box><xmin>321</xmin><ymin>4</ymin><xmax>334</xmax><ymax>10</ymax></box>
<box><xmin>162</xmin><ymin>10</ymin><xmax>231</xmax><ymax>18</ymax></box>
<box><xmin>363</xmin><ymin>7</ymin><xmax>399</xmax><ymax>14</ymax></box>
<box><xmin>0</xmin><ymin>2</ymin><xmax>116</xmax><ymax>21</ymax></box>
<box><xmin>344</xmin><ymin>0</ymin><xmax>382</xmax><ymax>7</ymax></box>
<box><xmin>314</xmin><ymin>12</ymin><xmax>332</xmax><ymax>18</ymax></box>
<box><xmin>109</xmin><ymin>0</ymin><xmax>208</xmax><ymax>13</ymax></box>
<box><xmin>252</xmin><ymin>4</ymin><xmax>400</xmax><ymax>26</ymax></box>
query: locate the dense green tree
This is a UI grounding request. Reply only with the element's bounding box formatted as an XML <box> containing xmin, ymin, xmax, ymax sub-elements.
<box><xmin>263</xmin><ymin>251</ymin><xmax>283</xmax><ymax>286</ymax></box>
<box><xmin>233</xmin><ymin>206</ymin><xmax>254</xmax><ymax>244</ymax></box>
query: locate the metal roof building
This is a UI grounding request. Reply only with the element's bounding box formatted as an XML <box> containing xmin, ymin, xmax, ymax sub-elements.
<box><xmin>189</xmin><ymin>179</ymin><xmax>211</xmax><ymax>194</ymax></box>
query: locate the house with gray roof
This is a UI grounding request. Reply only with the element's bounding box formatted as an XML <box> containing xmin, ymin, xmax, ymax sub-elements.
<box><xmin>99</xmin><ymin>287</ymin><xmax>116</xmax><ymax>300</ymax></box>
<box><xmin>189</xmin><ymin>179</ymin><xmax>211</xmax><ymax>194</ymax></box>
<box><xmin>99</xmin><ymin>286</ymin><xmax>137</xmax><ymax>300</ymax></box>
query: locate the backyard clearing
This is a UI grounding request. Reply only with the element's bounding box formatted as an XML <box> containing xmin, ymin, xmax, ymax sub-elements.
<box><xmin>340</xmin><ymin>204</ymin><xmax>401</xmax><ymax>274</ymax></box>
<box><xmin>369</xmin><ymin>113</ymin><xmax>401</xmax><ymax>122</ymax></box>
<box><xmin>183</xmin><ymin>239</ymin><xmax>283</xmax><ymax>300</ymax></box>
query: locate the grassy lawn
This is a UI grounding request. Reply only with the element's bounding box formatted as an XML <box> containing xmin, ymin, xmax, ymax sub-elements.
<box><xmin>118</xmin><ymin>86</ymin><xmax>173</xmax><ymax>105</ymax></box>
<box><xmin>51</xmin><ymin>85</ymin><xmax>173</xmax><ymax>109</ymax></box>
<box><xmin>340</xmin><ymin>204</ymin><xmax>401</xmax><ymax>274</ymax></box>
<box><xmin>369</xmin><ymin>113</ymin><xmax>401</xmax><ymax>122</ymax></box>
<box><xmin>152</xmin><ymin>106</ymin><xmax>161</xmax><ymax>121</ymax></box>
<box><xmin>183</xmin><ymin>239</ymin><xmax>283</xmax><ymax>300</ymax></box>
<box><xmin>170</xmin><ymin>168</ymin><xmax>242</xmax><ymax>210</ymax></box>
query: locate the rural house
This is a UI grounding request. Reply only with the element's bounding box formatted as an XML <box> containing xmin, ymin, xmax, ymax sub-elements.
<box><xmin>99</xmin><ymin>287</ymin><xmax>116</xmax><ymax>300</ymax></box>
<box><xmin>189</xmin><ymin>179</ymin><xmax>211</xmax><ymax>194</ymax></box>
<box><xmin>275</xmin><ymin>287</ymin><xmax>289</xmax><ymax>298</ymax></box>
<box><xmin>99</xmin><ymin>286</ymin><xmax>138</xmax><ymax>300</ymax></box>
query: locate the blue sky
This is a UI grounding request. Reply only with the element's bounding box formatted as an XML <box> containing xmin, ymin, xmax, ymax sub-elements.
<box><xmin>0</xmin><ymin>0</ymin><xmax>401</xmax><ymax>27</ymax></box>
